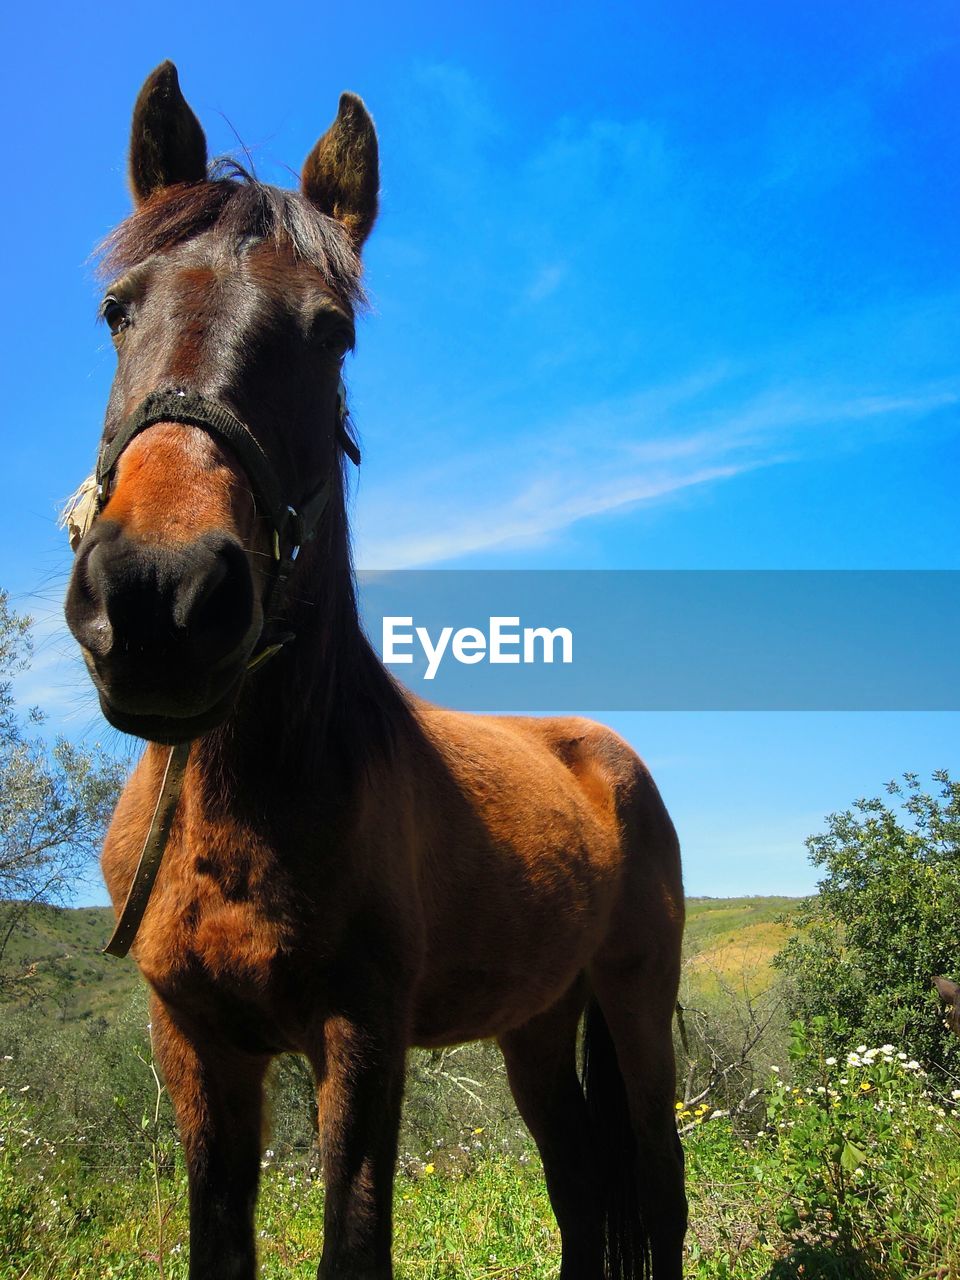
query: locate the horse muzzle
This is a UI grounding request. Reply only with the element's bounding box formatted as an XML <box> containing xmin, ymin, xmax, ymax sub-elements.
<box><xmin>65</xmin><ymin>520</ymin><xmax>258</xmax><ymax>742</ymax></box>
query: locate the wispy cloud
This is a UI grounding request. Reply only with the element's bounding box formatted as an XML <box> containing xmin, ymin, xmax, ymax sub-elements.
<box><xmin>356</xmin><ymin>365</ymin><xmax>958</xmax><ymax>567</ymax></box>
<box><xmin>355</xmin><ymin>62</ymin><xmax>959</xmax><ymax>570</ymax></box>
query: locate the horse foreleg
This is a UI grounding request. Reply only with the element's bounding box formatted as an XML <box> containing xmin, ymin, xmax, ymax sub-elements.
<box><xmin>309</xmin><ymin>1014</ymin><xmax>406</xmax><ymax>1280</ymax></box>
<box><xmin>150</xmin><ymin>995</ymin><xmax>269</xmax><ymax>1280</ymax></box>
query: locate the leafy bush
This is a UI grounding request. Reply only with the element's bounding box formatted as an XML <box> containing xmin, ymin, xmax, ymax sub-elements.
<box><xmin>0</xmin><ymin>989</ymin><xmax>180</xmax><ymax>1175</ymax></box>
<box><xmin>682</xmin><ymin>1021</ymin><xmax>960</xmax><ymax>1278</ymax></box>
<box><xmin>773</xmin><ymin>772</ymin><xmax>960</xmax><ymax>1076</ymax></box>
<box><xmin>0</xmin><ymin>589</ymin><xmax>123</xmax><ymax>982</ymax></box>
<box><xmin>765</xmin><ymin>1018</ymin><xmax>960</xmax><ymax>1273</ymax></box>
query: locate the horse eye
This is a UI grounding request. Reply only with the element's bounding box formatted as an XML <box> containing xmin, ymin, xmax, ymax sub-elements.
<box><xmin>324</xmin><ymin>330</ymin><xmax>354</xmax><ymax>359</ymax></box>
<box><xmin>102</xmin><ymin>297</ymin><xmax>129</xmax><ymax>336</ymax></box>
<box><xmin>312</xmin><ymin>315</ymin><xmax>354</xmax><ymax>358</ymax></box>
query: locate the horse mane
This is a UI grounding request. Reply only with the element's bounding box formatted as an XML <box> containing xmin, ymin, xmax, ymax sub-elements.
<box><xmin>96</xmin><ymin>160</ymin><xmax>367</xmax><ymax>312</ymax></box>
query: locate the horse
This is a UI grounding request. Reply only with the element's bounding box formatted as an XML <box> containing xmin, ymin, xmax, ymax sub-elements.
<box><xmin>64</xmin><ymin>62</ymin><xmax>687</xmax><ymax>1280</ymax></box>
<box><xmin>934</xmin><ymin>977</ymin><xmax>960</xmax><ymax>1038</ymax></box>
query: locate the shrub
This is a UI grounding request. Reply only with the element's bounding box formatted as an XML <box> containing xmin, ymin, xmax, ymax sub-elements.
<box><xmin>773</xmin><ymin>771</ymin><xmax>960</xmax><ymax>1077</ymax></box>
<box><xmin>761</xmin><ymin>1018</ymin><xmax>960</xmax><ymax>1275</ymax></box>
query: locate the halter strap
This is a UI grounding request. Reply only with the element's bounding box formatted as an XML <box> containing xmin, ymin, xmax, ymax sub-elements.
<box><xmin>94</xmin><ymin>380</ymin><xmax>358</xmax><ymax>660</ymax></box>
<box><xmin>102</xmin><ymin>741</ymin><xmax>190</xmax><ymax>958</ymax></box>
<box><xmin>100</xmin><ymin>390</ymin><xmax>287</xmax><ymax>534</ymax></box>
<box><xmin>96</xmin><ymin>384</ymin><xmax>356</xmax><ymax>554</ymax></box>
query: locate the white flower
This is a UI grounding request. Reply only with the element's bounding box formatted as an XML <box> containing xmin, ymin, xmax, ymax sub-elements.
<box><xmin>770</xmin><ymin>1065</ymin><xmax>781</xmax><ymax>1074</ymax></box>
<box><xmin>825</xmin><ymin>1057</ymin><xmax>837</xmax><ymax>1066</ymax></box>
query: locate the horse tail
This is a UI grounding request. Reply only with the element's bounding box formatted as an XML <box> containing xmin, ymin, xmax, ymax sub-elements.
<box><xmin>581</xmin><ymin>997</ymin><xmax>652</xmax><ymax>1280</ymax></box>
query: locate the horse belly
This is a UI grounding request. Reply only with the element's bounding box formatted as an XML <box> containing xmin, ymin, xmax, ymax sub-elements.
<box><xmin>411</xmin><ymin>960</ymin><xmax>581</xmax><ymax>1046</ymax></box>
<box><xmin>411</xmin><ymin>841</ymin><xmax>616</xmax><ymax>1045</ymax></box>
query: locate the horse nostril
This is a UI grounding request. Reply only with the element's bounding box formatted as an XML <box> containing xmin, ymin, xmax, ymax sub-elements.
<box><xmin>173</xmin><ymin>552</ymin><xmax>228</xmax><ymax>630</ymax></box>
<box><xmin>172</xmin><ymin>534</ymin><xmax>254</xmax><ymax>666</ymax></box>
<box><xmin>65</xmin><ymin>520</ymin><xmax>122</xmax><ymax>658</ymax></box>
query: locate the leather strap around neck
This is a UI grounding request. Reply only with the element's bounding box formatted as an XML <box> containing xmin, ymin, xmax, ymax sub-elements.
<box><xmin>102</xmin><ymin>742</ymin><xmax>191</xmax><ymax>958</ymax></box>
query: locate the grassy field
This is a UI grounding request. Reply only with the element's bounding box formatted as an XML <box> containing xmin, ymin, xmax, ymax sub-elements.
<box><xmin>4</xmin><ymin>1056</ymin><xmax>958</xmax><ymax>1280</ymax></box>
<box><xmin>683</xmin><ymin>897</ymin><xmax>796</xmax><ymax>1000</ymax></box>
<box><xmin>6</xmin><ymin>896</ymin><xmax>959</xmax><ymax>1278</ymax></box>
<box><xmin>0</xmin><ymin>903</ymin><xmax>129</xmax><ymax>1022</ymax></box>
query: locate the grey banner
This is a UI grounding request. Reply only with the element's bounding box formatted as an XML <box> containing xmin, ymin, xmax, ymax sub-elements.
<box><xmin>356</xmin><ymin>571</ymin><xmax>959</xmax><ymax>711</ymax></box>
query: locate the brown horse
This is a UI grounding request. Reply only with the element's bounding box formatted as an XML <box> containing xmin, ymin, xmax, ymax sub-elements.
<box><xmin>64</xmin><ymin>62</ymin><xmax>687</xmax><ymax>1280</ymax></box>
<box><xmin>934</xmin><ymin>977</ymin><xmax>960</xmax><ymax>1037</ymax></box>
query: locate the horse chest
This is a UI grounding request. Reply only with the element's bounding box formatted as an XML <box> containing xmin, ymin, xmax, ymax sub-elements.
<box><xmin>132</xmin><ymin>847</ymin><xmax>306</xmax><ymax>1043</ymax></box>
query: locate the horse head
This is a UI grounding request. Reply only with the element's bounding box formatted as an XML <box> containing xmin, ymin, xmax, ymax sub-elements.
<box><xmin>65</xmin><ymin>62</ymin><xmax>377</xmax><ymax>744</ymax></box>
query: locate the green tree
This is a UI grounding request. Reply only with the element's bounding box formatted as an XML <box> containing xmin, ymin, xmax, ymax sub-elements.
<box><xmin>0</xmin><ymin>589</ymin><xmax>123</xmax><ymax>970</ymax></box>
<box><xmin>774</xmin><ymin>771</ymin><xmax>960</xmax><ymax>1076</ymax></box>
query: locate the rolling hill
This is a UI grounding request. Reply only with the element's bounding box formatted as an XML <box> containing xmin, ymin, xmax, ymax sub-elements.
<box><xmin>0</xmin><ymin>895</ymin><xmax>803</xmax><ymax>1025</ymax></box>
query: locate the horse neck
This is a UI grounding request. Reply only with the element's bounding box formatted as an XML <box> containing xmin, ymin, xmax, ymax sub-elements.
<box><xmin>191</xmin><ymin>522</ymin><xmax>402</xmax><ymax>812</ymax></box>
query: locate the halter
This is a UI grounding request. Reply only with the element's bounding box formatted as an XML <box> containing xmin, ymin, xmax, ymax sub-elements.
<box><xmin>68</xmin><ymin>379</ymin><xmax>360</xmax><ymax>959</ymax></box>
<box><xmin>94</xmin><ymin>380</ymin><xmax>359</xmax><ymax>666</ymax></box>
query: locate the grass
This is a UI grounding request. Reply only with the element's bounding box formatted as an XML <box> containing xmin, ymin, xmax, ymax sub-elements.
<box><xmin>4</xmin><ymin>1087</ymin><xmax>959</xmax><ymax>1280</ymax></box>
<box><xmin>678</xmin><ymin>898</ymin><xmax>797</xmax><ymax>1004</ymax></box>
<box><xmin>0</xmin><ymin>1148</ymin><xmax>558</xmax><ymax>1280</ymax></box>
<box><xmin>3</xmin><ymin>896</ymin><xmax>863</xmax><ymax>1279</ymax></box>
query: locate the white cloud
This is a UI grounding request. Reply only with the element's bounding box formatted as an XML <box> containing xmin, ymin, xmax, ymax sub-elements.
<box><xmin>355</xmin><ymin>367</ymin><xmax>958</xmax><ymax>568</ymax></box>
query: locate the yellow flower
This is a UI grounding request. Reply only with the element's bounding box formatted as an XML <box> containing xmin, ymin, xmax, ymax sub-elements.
<box><xmin>860</xmin><ymin>1082</ymin><xmax>872</xmax><ymax>1093</ymax></box>
<box><xmin>423</xmin><ymin>1163</ymin><xmax>435</xmax><ymax>1174</ymax></box>
<box><xmin>472</xmin><ymin>1127</ymin><xmax>484</xmax><ymax>1135</ymax></box>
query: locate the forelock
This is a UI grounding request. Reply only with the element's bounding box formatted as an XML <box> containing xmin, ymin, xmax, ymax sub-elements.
<box><xmin>97</xmin><ymin>162</ymin><xmax>366</xmax><ymax>311</ymax></box>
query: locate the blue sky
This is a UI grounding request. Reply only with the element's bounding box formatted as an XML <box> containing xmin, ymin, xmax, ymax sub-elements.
<box><xmin>1</xmin><ymin>1</ymin><xmax>957</xmax><ymax>902</ymax></box>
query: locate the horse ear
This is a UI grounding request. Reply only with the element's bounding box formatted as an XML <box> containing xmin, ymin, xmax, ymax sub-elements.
<box><xmin>129</xmin><ymin>61</ymin><xmax>208</xmax><ymax>205</ymax></box>
<box><xmin>301</xmin><ymin>93</ymin><xmax>379</xmax><ymax>249</ymax></box>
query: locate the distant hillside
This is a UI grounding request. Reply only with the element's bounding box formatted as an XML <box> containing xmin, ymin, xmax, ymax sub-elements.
<box><xmin>0</xmin><ymin>903</ymin><xmax>137</xmax><ymax>1022</ymax></box>
<box><xmin>683</xmin><ymin>896</ymin><xmax>801</xmax><ymax>998</ymax></box>
<box><xmin>0</xmin><ymin>896</ymin><xmax>804</xmax><ymax>1024</ymax></box>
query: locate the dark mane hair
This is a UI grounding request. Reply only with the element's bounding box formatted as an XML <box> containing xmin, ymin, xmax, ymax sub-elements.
<box><xmin>97</xmin><ymin>161</ymin><xmax>366</xmax><ymax>310</ymax></box>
